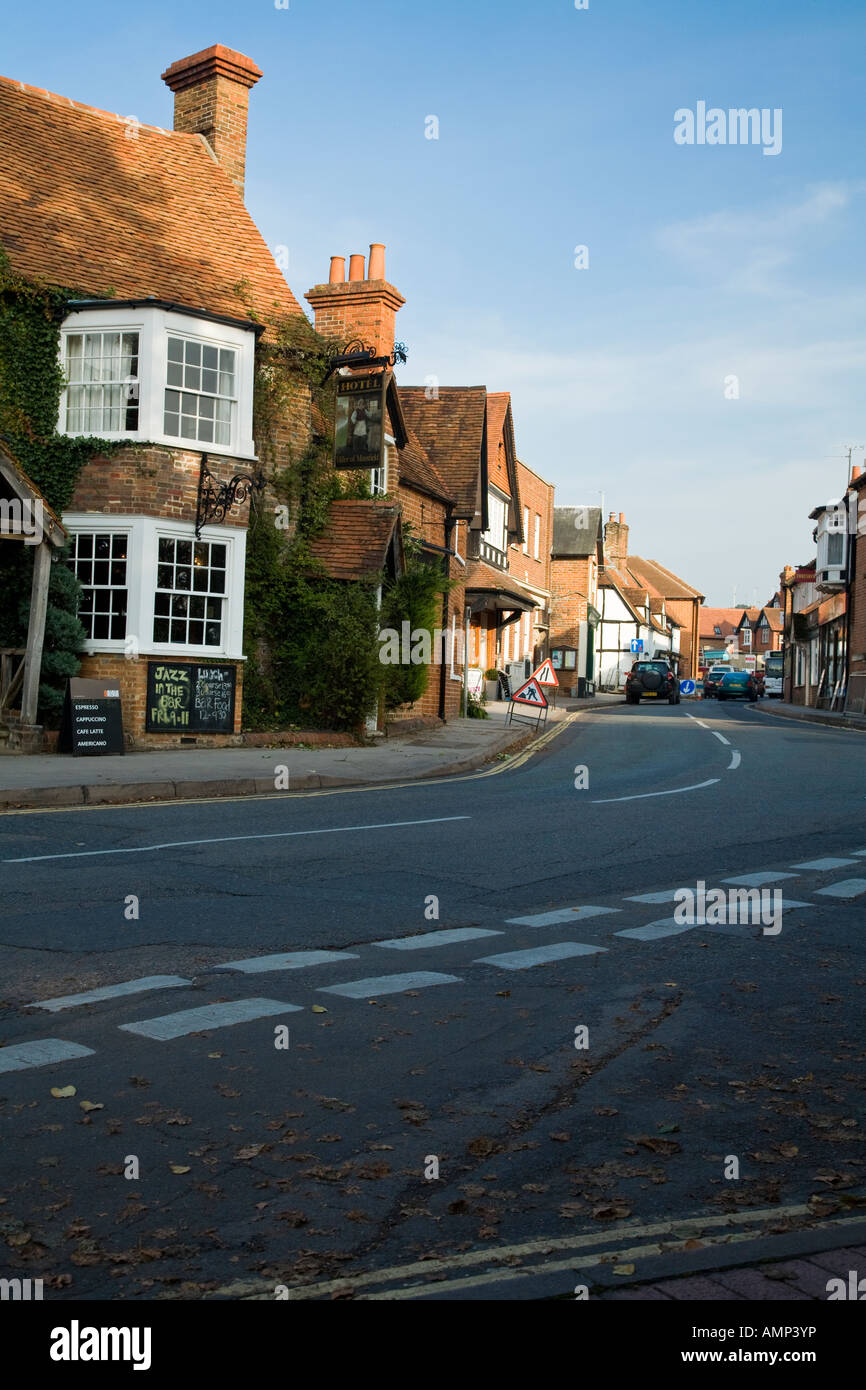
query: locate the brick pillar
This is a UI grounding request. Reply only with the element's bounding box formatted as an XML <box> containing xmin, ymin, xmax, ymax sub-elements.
<box><xmin>161</xmin><ymin>45</ymin><xmax>262</xmax><ymax>199</ymax></box>
<box><xmin>306</xmin><ymin>245</ymin><xmax>405</xmax><ymax>357</ymax></box>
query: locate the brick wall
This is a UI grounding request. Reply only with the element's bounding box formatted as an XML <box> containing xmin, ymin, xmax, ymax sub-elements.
<box><xmin>550</xmin><ymin>555</ymin><xmax>593</xmax><ymax>649</ymax></box>
<box><xmin>306</xmin><ymin>280</ymin><xmax>405</xmax><ymax>359</ymax></box>
<box><xmin>76</xmin><ymin>653</ymin><xmax>244</xmax><ymax>750</ymax></box>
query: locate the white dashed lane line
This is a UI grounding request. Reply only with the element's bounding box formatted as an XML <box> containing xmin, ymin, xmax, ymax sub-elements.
<box><xmin>813</xmin><ymin>879</ymin><xmax>866</xmax><ymax>899</ymax></box>
<box><xmin>318</xmin><ymin>972</ymin><xmax>461</xmax><ymax>999</ymax></box>
<box><xmin>119</xmin><ymin>998</ymin><xmax>303</xmax><ymax>1040</ymax></box>
<box><xmin>27</xmin><ymin>975</ymin><xmax>191</xmax><ymax>1012</ymax></box>
<box><xmin>372</xmin><ymin>928</ymin><xmax>501</xmax><ymax>951</ymax></box>
<box><xmin>505</xmin><ymin>906</ymin><xmax>620</xmax><ymax>926</ymax></box>
<box><xmin>722</xmin><ymin>871</ymin><xmax>799</xmax><ymax>887</ymax></box>
<box><xmin>712</xmin><ymin>731</ymin><xmax>731</xmax><ymax>746</ymax></box>
<box><xmin>474</xmin><ymin>942</ymin><xmax>607</xmax><ymax>970</ymax></box>
<box><xmin>728</xmin><ymin>750</ymin><xmax>741</xmax><ymax>769</ymax></box>
<box><xmin>0</xmin><ymin>1039</ymin><xmax>95</xmax><ymax>1073</ymax></box>
<box><xmin>215</xmin><ymin>951</ymin><xmax>359</xmax><ymax>974</ymax></box>
<box><xmin>791</xmin><ymin>858</ymin><xmax>859</xmax><ymax>871</ymax></box>
<box><xmin>592</xmin><ymin>779</ymin><xmax>720</xmax><ymax>804</ymax></box>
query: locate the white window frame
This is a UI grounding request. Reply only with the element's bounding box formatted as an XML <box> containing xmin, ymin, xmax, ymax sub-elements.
<box><xmin>483</xmin><ymin>486</ymin><xmax>509</xmax><ymax>554</ymax></box>
<box><xmin>66</xmin><ymin>526</ymin><xmax>132</xmax><ymax>645</ymax></box>
<box><xmin>522</xmin><ymin>506</ymin><xmax>529</xmax><ymax>554</ymax></box>
<box><xmin>741</xmin><ymin>627</ymin><xmax>752</xmax><ymax>648</ymax></box>
<box><xmin>450</xmin><ymin>611</ymin><xmax>464</xmax><ymax>681</ymax></box>
<box><xmin>534</xmin><ymin>512</ymin><xmax>541</xmax><ymax>560</ymax></box>
<box><xmin>62</xmin><ymin>514</ymin><xmax>246</xmax><ymax>659</ymax></box>
<box><xmin>371</xmin><ymin>441</ymin><xmax>391</xmax><ymax>497</ymax></box>
<box><xmin>59</xmin><ymin>305</ymin><xmax>257</xmax><ymax>461</ymax></box>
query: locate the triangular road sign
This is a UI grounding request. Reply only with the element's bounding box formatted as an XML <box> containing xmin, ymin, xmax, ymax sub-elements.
<box><xmin>511</xmin><ymin>676</ymin><xmax>548</xmax><ymax>708</ymax></box>
<box><xmin>532</xmin><ymin>659</ymin><xmax>558</xmax><ymax>687</ymax></box>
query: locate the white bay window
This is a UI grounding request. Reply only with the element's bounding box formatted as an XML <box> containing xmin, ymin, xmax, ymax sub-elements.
<box><xmin>60</xmin><ymin>304</ymin><xmax>256</xmax><ymax>460</ymax></box>
<box><xmin>63</xmin><ymin>515</ymin><xmax>245</xmax><ymax>659</ymax></box>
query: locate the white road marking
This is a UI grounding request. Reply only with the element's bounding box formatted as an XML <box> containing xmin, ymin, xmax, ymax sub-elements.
<box><xmin>722</xmin><ymin>872</ymin><xmax>799</xmax><ymax>887</ymax></box>
<box><xmin>505</xmin><ymin>906</ymin><xmax>620</xmax><ymax>926</ymax></box>
<box><xmin>814</xmin><ymin>879</ymin><xmax>866</xmax><ymax>899</ymax></box>
<box><xmin>372</xmin><ymin>928</ymin><xmax>501</xmax><ymax>951</ymax></box>
<box><xmin>624</xmin><ymin>890</ymin><xmax>681</xmax><ymax>904</ymax></box>
<box><xmin>475</xmin><ymin>942</ymin><xmax>607</xmax><ymax>970</ymax></box>
<box><xmin>2</xmin><ymin>816</ymin><xmax>472</xmax><ymax>864</ymax></box>
<box><xmin>119</xmin><ymin>998</ymin><xmax>302</xmax><ymax>1040</ymax></box>
<box><xmin>318</xmin><ymin>972</ymin><xmax>460</xmax><ymax>999</ymax></box>
<box><xmin>712</xmin><ymin>731</ymin><xmax>731</xmax><ymax>746</ymax></box>
<box><xmin>28</xmin><ymin>975</ymin><xmax>191</xmax><ymax>1013</ymax></box>
<box><xmin>791</xmin><ymin>857</ymin><xmax>859</xmax><ymax>871</ymax></box>
<box><xmin>728</xmin><ymin>750</ymin><xmax>741</xmax><ymax>770</ymax></box>
<box><xmin>685</xmin><ymin>714</ymin><xmax>709</xmax><ymax>729</ymax></box>
<box><xmin>592</xmin><ymin>779</ymin><xmax>719</xmax><ymax>804</ymax></box>
<box><xmin>215</xmin><ymin>951</ymin><xmax>359</xmax><ymax>974</ymax></box>
<box><xmin>0</xmin><ymin>1038</ymin><xmax>95</xmax><ymax>1073</ymax></box>
<box><xmin>615</xmin><ymin>920</ymin><xmax>695</xmax><ymax>941</ymax></box>
<box><xmin>850</xmin><ymin>850</ymin><xmax>866</xmax><ymax>856</ymax></box>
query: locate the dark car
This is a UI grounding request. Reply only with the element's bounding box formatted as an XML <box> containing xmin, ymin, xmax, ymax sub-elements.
<box><xmin>716</xmin><ymin>670</ymin><xmax>758</xmax><ymax>702</ymax></box>
<box><xmin>703</xmin><ymin>665</ymin><xmax>732</xmax><ymax>698</ymax></box>
<box><xmin>625</xmin><ymin>660</ymin><xmax>680</xmax><ymax>705</ymax></box>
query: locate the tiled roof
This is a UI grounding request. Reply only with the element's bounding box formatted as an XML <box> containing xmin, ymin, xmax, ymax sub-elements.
<box><xmin>398</xmin><ymin>387</ymin><xmax>487</xmax><ymax>517</ymax></box>
<box><xmin>0</xmin><ymin>73</ymin><xmax>304</xmax><ymax>332</ymax></box>
<box><xmin>552</xmin><ymin>506</ymin><xmax>603</xmax><ymax>557</ymax></box>
<box><xmin>625</xmin><ymin>557</ymin><xmax>704</xmax><ymax>602</ymax></box>
<box><xmin>398</xmin><ymin>425</ymin><xmax>451</xmax><ymax>502</ymax></box>
<box><xmin>698</xmin><ymin>606</ymin><xmax>744</xmax><ymax>637</ymax></box>
<box><xmin>761</xmin><ymin>607</ymin><xmax>784</xmax><ymax>632</ymax></box>
<box><xmin>464</xmin><ymin>560</ymin><xmax>537</xmax><ymax>608</ymax></box>
<box><xmin>308</xmin><ymin>500</ymin><xmax>402</xmax><ymax>581</ymax></box>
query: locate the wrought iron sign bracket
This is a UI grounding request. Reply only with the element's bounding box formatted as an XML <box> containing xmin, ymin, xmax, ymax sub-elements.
<box><xmin>321</xmin><ymin>340</ymin><xmax>408</xmax><ymax>384</ymax></box>
<box><xmin>195</xmin><ymin>454</ymin><xmax>266</xmax><ymax>538</ymax></box>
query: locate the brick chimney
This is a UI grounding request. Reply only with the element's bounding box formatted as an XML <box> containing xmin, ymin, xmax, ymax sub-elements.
<box><xmin>161</xmin><ymin>44</ymin><xmax>262</xmax><ymax>199</ymax></box>
<box><xmin>305</xmin><ymin>245</ymin><xmax>405</xmax><ymax>358</ymax></box>
<box><xmin>604</xmin><ymin>511</ymin><xmax>629</xmax><ymax>569</ymax></box>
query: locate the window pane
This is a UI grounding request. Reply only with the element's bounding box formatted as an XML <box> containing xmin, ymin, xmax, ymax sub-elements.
<box><xmin>167</xmin><ymin>362</ymin><xmax>183</xmax><ymax>387</ymax></box>
<box><xmin>157</xmin><ymin>565</ymin><xmax>174</xmax><ymax>589</ymax></box>
<box><xmin>211</xmin><ymin>545</ymin><xmax>226</xmax><ymax>568</ymax></box>
<box><xmin>176</xmin><ymin>541</ymin><xmax>192</xmax><ymax>565</ymax></box>
<box><xmin>168</xmin><ymin>337</ymin><xmax>183</xmax><ymax>362</ymax></box>
<box><xmin>185</xmin><ymin>341</ymin><xmax>201</xmax><ymax>367</ymax></box>
<box><xmin>202</xmin><ymin>345</ymin><xmax>219</xmax><ymax>370</ymax></box>
<box><xmin>153</xmin><ymin>618</ymin><xmax>169</xmax><ymax>642</ymax></box>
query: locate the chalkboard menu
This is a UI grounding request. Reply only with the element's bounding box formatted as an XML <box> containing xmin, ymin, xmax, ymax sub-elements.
<box><xmin>146</xmin><ymin>662</ymin><xmax>236</xmax><ymax>734</ymax></box>
<box><xmin>59</xmin><ymin>678</ymin><xmax>125</xmax><ymax>757</ymax></box>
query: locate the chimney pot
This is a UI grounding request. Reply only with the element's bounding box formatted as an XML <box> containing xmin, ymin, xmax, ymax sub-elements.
<box><xmin>329</xmin><ymin>256</ymin><xmax>346</xmax><ymax>284</ymax></box>
<box><xmin>609</xmin><ymin>512</ymin><xmax>616</xmax><ymax>522</ymax></box>
<box><xmin>368</xmin><ymin>243</ymin><xmax>386</xmax><ymax>280</ymax></box>
<box><xmin>348</xmin><ymin>254</ymin><xmax>366</xmax><ymax>282</ymax></box>
<box><xmin>851</xmin><ymin>464</ymin><xmax>862</xmax><ymax>481</ymax></box>
<box><xmin>619</xmin><ymin>512</ymin><xmax>625</xmax><ymax>523</ymax></box>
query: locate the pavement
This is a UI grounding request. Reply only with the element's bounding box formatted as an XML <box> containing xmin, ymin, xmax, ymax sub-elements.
<box><xmin>2</xmin><ymin>695</ymin><xmax>865</xmax><ymax>1304</ymax></box>
<box><xmin>0</xmin><ymin>694</ymin><xmax>621</xmax><ymax>810</ymax></box>
<box><xmin>750</xmin><ymin>698</ymin><xmax>866</xmax><ymax>733</ymax></box>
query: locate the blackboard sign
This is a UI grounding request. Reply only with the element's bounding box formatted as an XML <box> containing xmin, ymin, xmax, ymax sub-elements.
<box><xmin>146</xmin><ymin>662</ymin><xmax>236</xmax><ymax>734</ymax></box>
<box><xmin>59</xmin><ymin>678</ymin><xmax>125</xmax><ymax>757</ymax></box>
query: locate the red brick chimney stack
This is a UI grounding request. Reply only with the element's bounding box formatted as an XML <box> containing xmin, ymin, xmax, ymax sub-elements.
<box><xmin>604</xmin><ymin>511</ymin><xmax>629</xmax><ymax>569</ymax></box>
<box><xmin>306</xmin><ymin>244</ymin><xmax>406</xmax><ymax>358</ymax></box>
<box><xmin>161</xmin><ymin>44</ymin><xmax>262</xmax><ymax>199</ymax></box>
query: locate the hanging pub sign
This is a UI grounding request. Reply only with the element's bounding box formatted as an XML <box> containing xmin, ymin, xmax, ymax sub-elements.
<box><xmin>58</xmin><ymin>678</ymin><xmax>125</xmax><ymax>756</ymax></box>
<box><xmin>333</xmin><ymin>372</ymin><xmax>387</xmax><ymax>471</ymax></box>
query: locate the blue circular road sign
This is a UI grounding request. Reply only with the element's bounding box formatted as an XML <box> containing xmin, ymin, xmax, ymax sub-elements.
<box><xmin>680</xmin><ymin>680</ymin><xmax>696</xmax><ymax>695</ymax></box>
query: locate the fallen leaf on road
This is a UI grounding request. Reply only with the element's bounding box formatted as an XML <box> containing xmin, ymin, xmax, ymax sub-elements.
<box><xmin>594</xmin><ymin>1107</ymin><xmax>618</xmax><ymax>1116</ymax></box>
<box><xmin>635</xmin><ymin>1136</ymin><xmax>681</xmax><ymax>1156</ymax></box>
<box><xmin>593</xmin><ymin>1202</ymin><xmax>631</xmax><ymax>1221</ymax></box>
<box><xmin>50</xmin><ymin>1086</ymin><xmax>76</xmax><ymax>1099</ymax></box>
<box><xmin>169</xmin><ymin>1165</ymin><xmax>191</xmax><ymax>1175</ymax></box>
<box><xmin>496</xmin><ymin>990</ymin><xmax>511</xmax><ymax>997</ymax></box>
<box><xmin>79</xmin><ymin>1101</ymin><xmax>103</xmax><ymax>1112</ymax></box>
<box><xmin>657</xmin><ymin>1123</ymin><xmax>679</xmax><ymax>1134</ymax></box>
<box><xmin>467</xmin><ymin>1137</ymin><xmax>502</xmax><ymax>1158</ymax></box>
<box><xmin>549</xmin><ymin>1132</ymin><xmax>571</xmax><ymax>1143</ymax></box>
<box><xmin>235</xmin><ymin>1144</ymin><xmax>267</xmax><ymax>1160</ymax></box>
<box><xmin>613</xmin><ymin>1263</ymin><xmax>635</xmax><ymax>1276</ymax></box>
<box><xmin>312</xmin><ymin>1005</ymin><xmax>328</xmax><ymax>1014</ymax></box>
<box><xmin>777</xmin><ymin>1143</ymin><xmax>799</xmax><ymax>1157</ymax></box>
<box><xmin>207</xmin><ymin>1053</ymin><xmax>222</xmax><ymax>1059</ymax></box>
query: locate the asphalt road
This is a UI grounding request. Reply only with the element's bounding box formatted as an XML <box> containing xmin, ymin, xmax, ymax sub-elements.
<box><xmin>1</xmin><ymin>699</ymin><xmax>865</xmax><ymax>1300</ymax></box>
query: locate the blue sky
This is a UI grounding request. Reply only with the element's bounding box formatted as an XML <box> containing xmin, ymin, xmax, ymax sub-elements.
<box><xmin>5</xmin><ymin>0</ymin><xmax>865</xmax><ymax>604</ymax></box>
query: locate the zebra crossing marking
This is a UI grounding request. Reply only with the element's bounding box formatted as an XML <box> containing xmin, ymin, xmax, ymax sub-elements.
<box><xmin>28</xmin><ymin>975</ymin><xmax>191</xmax><ymax>1013</ymax></box>
<box><xmin>505</xmin><ymin>906</ymin><xmax>620</xmax><ymax>927</ymax></box>
<box><xmin>813</xmin><ymin>879</ymin><xmax>866</xmax><ymax>900</ymax></box>
<box><xmin>0</xmin><ymin>1038</ymin><xmax>95</xmax><ymax>1073</ymax></box>
<box><xmin>372</xmin><ymin>928</ymin><xmax>501</xmax><ymax>951</ymax></box>
<box><xmin>318</xmin><ymin>972</ymin><xmax>461</xmax><ymax>999</ymax></box>
<box><xmin>790</xmin><ymin>857</ymin><xmax>859</xmax><ymax>871</ymax></box>
<box><xmin>475</xmin><ymin>942</ymin><xmax>607</xmax><ymax>970</ymax></box>
<box><xmin>215</xmin><ymin>951</ymin><xmax>359</xmax><ymax>974</ymax></box>
<box><xmin>119</xmin><ymin>998</ymin><xmax>302</xmax><ymax>1040</ymax></box>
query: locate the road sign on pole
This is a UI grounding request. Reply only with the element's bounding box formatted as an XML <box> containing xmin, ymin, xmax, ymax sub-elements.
<box><xmin>630</xmin><ymin>638</ymin><xmax>643</xmax><ymax>654</ymax></box>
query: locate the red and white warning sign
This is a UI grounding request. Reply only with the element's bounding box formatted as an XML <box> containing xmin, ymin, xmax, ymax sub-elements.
<box><xmin>511</xmin><ymin>676</ymin><xmax>548</xmax><ymax>708</ymax></box>
<box><xmin>532</xmin><ymin>658</ymin><xmax>558</xmax><ymax>687</ymax></box>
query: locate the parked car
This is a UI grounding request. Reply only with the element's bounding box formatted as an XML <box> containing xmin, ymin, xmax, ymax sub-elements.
<box><xmin>625</xmin><ymin>660</ymin><xmax>681</xmax><ymax>705</ymax></box>
<box><xmin>703</xmin><ymin>665</ymin><xmax>732</xmax><ymax>698</ymax></box>
<box><xmin>716</xmin><ymin>670</ymin><xmax>759</xmax><ymax>702</ymax></box>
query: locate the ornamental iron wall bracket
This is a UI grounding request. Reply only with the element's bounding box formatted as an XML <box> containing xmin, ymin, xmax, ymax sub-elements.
<box><xmin>321</xmin><ymin>340</ymin><xmax>408</xmax><ymax>383</ymax></box>
<box><xmin>195</xmin><ymin>454</ymin><xmax>266</xmax><ymax>538</ymax></box>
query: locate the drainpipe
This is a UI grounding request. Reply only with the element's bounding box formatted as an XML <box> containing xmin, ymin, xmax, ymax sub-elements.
<box><xmin>366</xmin><ymin>582</ymin><xmax>383</xmax><ymax>735</ymax></box>
<box><xmin>462</xmin><ymin>602</ymin><xmax>471</xmax><ymax>717</ymax></box>
<box><xmin>438</xmin><ymin>510</ymin><xmax>455</xmax><ymax>721</ymax></box>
